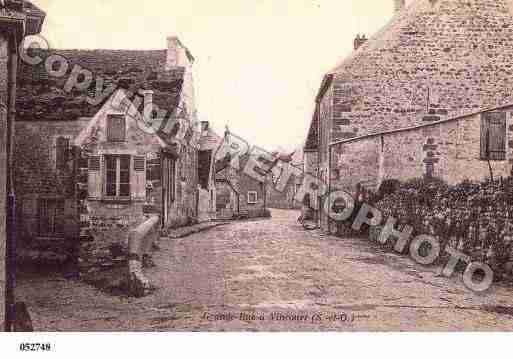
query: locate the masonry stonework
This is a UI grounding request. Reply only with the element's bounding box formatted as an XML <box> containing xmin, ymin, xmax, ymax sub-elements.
<box><xmin>331</xmin><ymin>107</ymin><xmax>513</xmax><ymax>194</ymax></box>
<box><xmin>305</xmin><ymin>0</ymin><xmax>513</xmax><ymax>232</ymax></box>
<box><xmin>330</xmin><ymin>0</ymin><xmax>513</xmax><ymax>142</ymax></box>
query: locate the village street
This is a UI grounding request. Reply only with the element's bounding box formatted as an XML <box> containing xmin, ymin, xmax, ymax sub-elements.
<box><xmin>17</xmin><ymin>209</ymin><xmax>513</xmax><ymax>331</ymax></box>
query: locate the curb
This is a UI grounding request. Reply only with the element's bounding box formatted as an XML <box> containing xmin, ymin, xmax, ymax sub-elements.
<box><xmin>166</xmin><ymin>222</ymin><xmax>230</xmax><ymax>239</ymax></box>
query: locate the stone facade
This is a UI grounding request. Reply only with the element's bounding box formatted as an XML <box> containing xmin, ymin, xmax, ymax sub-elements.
<box><xmin>1</xmin><ymin>0</ymin><xmax>46</xmax><ymax>331</ymax></box>
<box><xmin>266</xmin><ymin>151</ymin><xmax>304</xmax><ymax>210</ymax></box>
<box><xmin>14</xmin><ymin>119</ymin><xmax>88</xmax><ymax>259</ymax></box>
<box><xmin>15</xmin><ymin>37</ymin><xmax>202</xmax><ymax>272</ymax></box>
<box><xmin>215</xmin><ymin>156</ymin><xmax>268</xmax><ymax>219</ymax></box>
<box><xmin>327</xmin><ymin>0</ymin><xmax>513</xmax><ymax>142</ymax></box>
<box><xmin>305</xmin><ymin>0</ymin><xmax>513</xmax><ymax>231</ymax></box>
<box><xmin>331</xmin><ymin>106</ymin><xmax>513</xmax><ymax>194</ymax></box>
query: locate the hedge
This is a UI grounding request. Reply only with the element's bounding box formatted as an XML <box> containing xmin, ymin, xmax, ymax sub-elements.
<box><xmin>371</xmin><ymin>177</ymin><xmax>513</xmax><ymax>280</ymax></box>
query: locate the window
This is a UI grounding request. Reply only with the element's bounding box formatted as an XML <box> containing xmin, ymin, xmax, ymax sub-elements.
<box><xmin>481</xmin><ymin>112</ymin><xmax>506</xmax><ymax>161</ymax></box>
<box><xmin>105</xmin><ymin>155</ymin><xmax>131</xmax><ymax>199</ymax></box>
<box><xmin>247</xmin><ymin>191</ymin><xmax>258</xmax><ymax>204</ymax></box>
<box><xmin>55</xmin><ymin>137</ymin><xmax>70</xmax><ymax>170</ymax></box>
<box><xmin>38</xmin><ymin>198</ymin><xmax>65</xmax><ymax>236</ymax></box>
<box><xmin>107</xmin><ymin>114</ymin><xmax>126</xmax><ymax>142</ymax></box>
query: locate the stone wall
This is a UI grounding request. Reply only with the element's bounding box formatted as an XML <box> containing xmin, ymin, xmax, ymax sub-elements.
<box><xmin>238</xmin><ymin>171</ymin><xmax>266</xmax><ymax>216</ymax></box>
<box><xmin>331</xmin><ymin>107</ymin><xmax>513</xmax><ymax>196</ymax></box>
<box><xmin>161</xmin><ymin>144</ymin><xmax>199</xmax><ymax>229</ymax></box>
<box><xmin>14</xmin><ymin>120</ymin><xmax>88</xmax><ymax>251</ymax></box>
<box><xmin>0</xmin><ymin>33</ymin><xmax>9</xmax><ymax>329</ymax></box>
<box><xmin>266</xmin><ymin>177</ymin><xmax>301</xmax><ymax>209</ymax></box>
<box><xmin>328</xmin><ymin>0</ymin><xmax>513</xmax><ymax>143</ymax></box>
<box><xmin>215</xmin><ymin>162</ymin><xmax>267</xmax><ymax>218</ymax></box>
<box><xmin>332</xmin><ymin>136</ymin><xmax>381</xmax><ymax>193</ymax></box>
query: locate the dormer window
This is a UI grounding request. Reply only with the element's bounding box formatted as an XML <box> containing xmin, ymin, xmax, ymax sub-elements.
<box><xmin>107</xmin><ymin>114</ymin><xmax>126</xmax><ymax>142</ymax></box>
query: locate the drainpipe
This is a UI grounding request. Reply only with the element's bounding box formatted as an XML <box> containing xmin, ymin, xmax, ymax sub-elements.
<box><xmin>69</xmin><ymin>146</ymin><xmax>80</xmax><ymax>280</ymax></box>
<box><xmin>160</xmin><ymin>150</ymin><xmax>165</xmax><ymax>229</ymax></box>
<box><xmin>5</xmin><ymin>30</ymin><xmax>19</xmax><ymax>332</ymax></box>
<box><xmin>316</xmin><ymin>112</ymin><xmax>321</xmax><ymax>228</ymax></box>
<box><xmin>328</xmin><ymin>144</ymin><xmax>332</xmax><ymax>231</ymax></box>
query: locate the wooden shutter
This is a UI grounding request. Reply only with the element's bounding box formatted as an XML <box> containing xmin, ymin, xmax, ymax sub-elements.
<box><xmin>481</xmin><ymin>112</ymin><xmax>506</xmax><ymax>160</ymax></box>
<box><xmin>56</xmin><ymin>137</ymin><xmax>69</xmax><ymax>170</ymax></box>
<box><xmin>107</xmin><ymin>114</ymin><xmax>126</xmax><ymax>142</ymax></box>
<box><xmin>88</xmin><ymin>156</ymin><xmax>103</xmax><ymax>199</ymax></box>
<box><xmin>132</xmin><ymin>156</ymin><xmax>146</xmax><ymax>200</ymax></box>
<box><xmin>38</xmin><ymin>199</ymin><xmax>49</xmax><ymax>236</ymax></box>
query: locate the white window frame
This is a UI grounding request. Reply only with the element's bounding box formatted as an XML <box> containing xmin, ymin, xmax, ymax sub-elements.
<box><xmin>247</xmin><ymin>191</ymin><xmax>258</xmax><ymax>204</ymax></box>
<box><xmin>103</xmin><ymin>155</ymin><xmax>131</xmax><ymax>201</ymax></box>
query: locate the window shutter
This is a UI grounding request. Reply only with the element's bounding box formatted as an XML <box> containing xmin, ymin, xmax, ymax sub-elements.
<box><xmin>481</xmin><ymin>112</ymin><xmax>506</xmax><ymax>160</ymax></box>
<box><xmin>488</xmin><ymin>112</ymin><xmax>506</xmax><ymax>160</ymax></box>
<box><xmin>88</xmin><ymin>156</ymin><xmax>103</xmax><ymax>199</ymax></box>
<box><xmin>132</xmin><ymin>156</ymin><xmax>146</xmax><ymax>200</ymax></box>
<box><xmin>56</xmin><ymin>137</ymin><xmax>69</xmax><ymax>170</ymax></box>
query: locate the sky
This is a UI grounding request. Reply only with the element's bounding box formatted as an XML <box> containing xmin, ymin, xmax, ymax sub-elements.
<box><xmin>30</xmin><ymin>0</ymin><xmax>406</xmax><ymax>152</ymax></box>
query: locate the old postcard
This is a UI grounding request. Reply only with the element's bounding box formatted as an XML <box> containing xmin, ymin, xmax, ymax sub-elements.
<box><xmin>2</xmin><ymin>0</ymin><xmax>513</xmax><ymax>349</ymax></box>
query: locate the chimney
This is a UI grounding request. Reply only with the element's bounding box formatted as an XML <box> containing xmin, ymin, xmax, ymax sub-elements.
<box><xmin>166</xmin><ymin>36</ymin><xmax>194</xmax><ymax>70</ymax></box>
<box><xmin>394</xmin><ymin>0</ymin><xmax>405</xmax><ymax>13</ymax></box>
<box><xmin>354</xmin><ymin>34</ymin><xmax>367</xmax><ymax>51</ymax></box>
<box><xmin>201</xmin><ymin>121</ymin><xmax>209</xmax><ymax>132</ymax></box>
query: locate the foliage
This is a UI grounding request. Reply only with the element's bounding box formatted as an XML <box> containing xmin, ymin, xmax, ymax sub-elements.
<box><xmin>374</xmin><ymin>177</ymin><xmax>513</xmax><ymax>279</ymax></box>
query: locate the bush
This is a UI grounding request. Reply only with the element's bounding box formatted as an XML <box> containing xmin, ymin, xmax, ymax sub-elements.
<box><xmin>374</xmin><ymin>177</ymin><xmax>513</xmax><ymax>279</ymax></box>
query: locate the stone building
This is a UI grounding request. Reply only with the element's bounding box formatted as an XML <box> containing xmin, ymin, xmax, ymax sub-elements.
<box><xmin>214</xmin><ymin>135</ymin><xmax>268</xmax><ymax>219</ymax></box>
<box><xmin>266</xmin><ymin>150</ymin><xmax>303</xmax><ymax>209</ymax></box>
<box><xmin>305</xmin><ymin>0</ymin><xmax>513</xmax><ymax>230</ymax></box>
<box><xmin>198</xmin><ymin>121</ymin><xmax>221</xmax><ymax>222</ymax></box>
<box><xmin>14</xmin><ymin>36</ymin><xmax>201</xmax><ymax>269</ymax></box>
<box><xmin>1</xmin><ymin>0</ymin><xmax>45</xmax><ymax>331</ymax></box>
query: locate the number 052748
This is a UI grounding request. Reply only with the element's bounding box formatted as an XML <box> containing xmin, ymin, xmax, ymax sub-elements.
<box><xmin>19</xmin><ymin>343</ymin><xmax>52</xmax><ymax>352</ymax></box>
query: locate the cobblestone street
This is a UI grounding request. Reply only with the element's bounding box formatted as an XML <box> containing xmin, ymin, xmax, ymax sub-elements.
<box><xmin>18</xmin><ymin>209</ymin><xmax>513</xmax><ymax>331</ymax></box>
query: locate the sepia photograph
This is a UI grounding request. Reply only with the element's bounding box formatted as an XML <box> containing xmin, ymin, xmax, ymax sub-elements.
<box><xmin>1</xmin><ymin>0</ymin><xmax>513</xmax><ymax>356</ymax></box>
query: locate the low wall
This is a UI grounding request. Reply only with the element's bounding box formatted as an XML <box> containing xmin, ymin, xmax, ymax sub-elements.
<box><xmin>331</xmin><ymin>109</ymin><xmax>513</xmax><ymax>194</ymax></box>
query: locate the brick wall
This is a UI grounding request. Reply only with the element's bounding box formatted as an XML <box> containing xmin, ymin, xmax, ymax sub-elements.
<box><xmin>0</xmin><ymin>33</ymin><xmax>9</xmax><ymax>329</ymax></box>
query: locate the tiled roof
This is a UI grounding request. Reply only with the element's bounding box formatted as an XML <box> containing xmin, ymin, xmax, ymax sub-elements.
<box><xmin>17</xmin><ymin>49</ymin><xmax>185</xmax><ymax>122</ymax></box>
<box><xmin>0</xmin><ymin>1</ymin><xmax>45</xmax><ymax>35</ymax></box>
